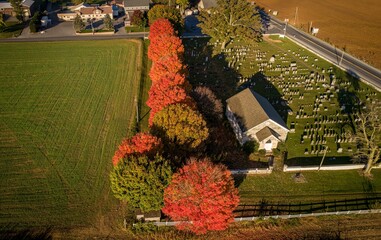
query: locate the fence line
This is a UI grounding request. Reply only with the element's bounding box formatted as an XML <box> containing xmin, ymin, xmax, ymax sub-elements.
<box><xmin>283</xmin><ymin>164</ymin><xmax>365</xmax><ymax>172</ymax></box>
<box><xmin>234</xmin><ymin>209</ymin><xmax>381</xmax><ymax>222</ymax></box>
<box><xmin>152</xmin><ymin>209</ymin><xmax>381</xmax><ymax>227</ymax></box>
<box><xmin>231</xmin><ymin>168</ymin><xmax>272</xmax><ymax>175</ymax></box>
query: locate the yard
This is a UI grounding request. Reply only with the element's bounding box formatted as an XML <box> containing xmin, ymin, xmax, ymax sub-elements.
<box><xmin>237</xmin><ymin>169</ymin><xmax>381</xmax><ymax>204</ymax></box>
<box><xmin>0</xmin><ymin>39</ymin><xmax>148</xmax><ymax>229</ymax></box>
<box><xmin>183</xmin><ymin>36</ymin><xmax>381</xmax><ymax>166</ymax></box>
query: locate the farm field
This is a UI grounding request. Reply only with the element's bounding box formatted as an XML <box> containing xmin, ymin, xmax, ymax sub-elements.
<box><xmin>0</xmin><ymin>40</ymin><xmax>144</xmax><ymax>229</ymax></box>
<box><xmin>254</xmin><ymin>0</ymin><xmax>381</xmax><ymax>69</ymax></box>
<box><xmin>184</xmin><ymin>36</ymin><xmax>381</xmax><ymax>165</ymax></box>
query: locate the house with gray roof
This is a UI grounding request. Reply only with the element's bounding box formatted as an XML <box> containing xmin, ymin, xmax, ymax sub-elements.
<box><xmin>198</xmin><ymin>0</ymin><xmax>217</xmax><ymax>10</ymax></box>
<box><xmin>226</xmin><ymin>88</ymin><xmax>289</xmax><ymax>151</ymax></box>
<box><xmin>123</xmin><ymin>0</ymin><xmax>149</xmax><ymax>12</ymax></box>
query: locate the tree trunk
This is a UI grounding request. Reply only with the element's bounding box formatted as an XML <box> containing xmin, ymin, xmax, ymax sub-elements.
<box><xmin>364</xmin><ymin>149</ymin><xmax>376</xmax><ymax>174</ymax></box>
<box><xmin>221</xmin><ymin>40</ymin><xmax>226</xmax><ymax>50</ymax></box>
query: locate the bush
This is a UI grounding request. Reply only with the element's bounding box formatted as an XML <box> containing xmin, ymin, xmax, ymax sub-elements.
<box><xmin>29</xmin><ymin>11</ymin><xmax>41</xmax><ymax>33</ymax></box>
<box><xmin>243</xmin><ymin>140</ymin><xmax>259</xmax><ymax>154</ymax></box>
<box><xmin>132</xmin><ymin>222</ymin><xmax>158</xmax><ymax>233</ymax></box>
<box><xmin>258</xmin><ymin>149</ymin><xmax>266</xmax><ymax>155</ymax></box>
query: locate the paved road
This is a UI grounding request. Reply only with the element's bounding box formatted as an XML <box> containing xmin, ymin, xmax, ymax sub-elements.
<box><xmin>266</xmin><ymin>17</ymin><xmax>381</xmax><ymax>90</ymax></box>
<box><xmin>0</xmin><ymin>33</ymin><xmax>145</xmax><ymax>42</ymax></box>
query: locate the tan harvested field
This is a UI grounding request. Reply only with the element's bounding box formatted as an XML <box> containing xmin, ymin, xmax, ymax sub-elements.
<box><xmin>254</xmin><ymin>0</ymin><xmax>381</xmax><ymax>69</ymax></box>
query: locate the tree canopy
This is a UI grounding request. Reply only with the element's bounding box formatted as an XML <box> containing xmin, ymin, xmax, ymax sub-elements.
<box><xmin>73</xmin><ymin>15</ymin><xmax>84</xmax><ymax>32</ymax></box>
<box><xmin>9</xmin><ymin>0</ymin><xmax>23</xmax><ymax>22</ymax></box>
<box><xmin>103</xmin><ymin>14</ymin><xmax>113</xmax><ymax>30</ymax></box>
<box><xmin>112</xmin><ymin>133</ymin><xmax>162</xmax><ymax>166</ymax></box>
<box><xmin>148</xmin><ymin>5</ymin><xmax>183</xmax><ymax>30</ymax></box>
<box><xmin>197</xmin><ymin>0</ymin><xmax>262</xmax><ymax>49</ymax></box>
<box><xmin>152</xmin><ymin>103</ymin><xmax>209</xmax><ymax>150</ymax></box>
<box><xmin>355</xmin><ymin>102</ymin><xmax>381</xmax><ymax>174</ymax></box>
<box><xmin>110</xmin><ymin>154</ymin><xmax>172</xmax><ymax>212</ymax></box>
<box><xmin>162</xmin><ymin>159</ymin><xmax>240</xmax><ymax>234</ymax></box>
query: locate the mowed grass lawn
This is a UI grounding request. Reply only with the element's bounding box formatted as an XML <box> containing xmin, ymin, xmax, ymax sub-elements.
<box><xmin>237</xmin><ymin>169</ymin><xmax>381</xmax><ymax>204</ymax></box>
<box><xmin>0</xmin><ymin>40</ymin><xmax>143</xmax><ymax>229</ymax></box>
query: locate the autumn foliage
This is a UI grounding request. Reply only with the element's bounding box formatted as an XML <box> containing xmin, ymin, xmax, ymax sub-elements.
<box><xmin>152</xmin><ymin>103</ymin><xmax>209</xmax><ymax>150</ymax></box>
<box><xmin>112</xmin><ymin>133</ymin><xmax>162</xmax><ymax>166</ymax></box>
<box><xmin>148</xmin><ymin>18</ymin><xmax>176</xmax><ymax>41</ymax></box>
<box><xmin>147</xmin><ymin>19</ymin><xmax>192</xmax><ymax>125</ymax></box>
<box><xmin>162</xmin><ymin>159</ymin><xmax>240</xmax><ymax>234</ymax></box>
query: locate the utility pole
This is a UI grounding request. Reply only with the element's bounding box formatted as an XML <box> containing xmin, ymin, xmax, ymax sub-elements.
<box><xmin>284</xmin><ymin>18</ymin><xmax>289</xmax><ymax>36</ymax></box>
<box><xmin>135</xmin><ymin>96</ymin><xmax>139</xmax><ymax>124</ymax></box>
<box><xmin>294</xmin><ymin>7</ymin><xmax>298</xmax><ymax>26</ymax></box>
<box><xmin>339</xmin><ymin>50</ymin><xmax>345</xmax><ymax>66</ymax></box>
<box><xmin>318</xmin><ymin>146</ymin><xmax>328</xmax><ymax>171</ymax></box>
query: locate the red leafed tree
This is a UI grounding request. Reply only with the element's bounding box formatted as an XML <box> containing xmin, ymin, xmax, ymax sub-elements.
<box><xmin>148</xmin><ymin>18</ymin><xmax>176</xmax><ymax>41</ymax></box>
<box><xmin>162</xmin><ymin>159</ymin><xmax>240</xmax><ymax>234</ymax></box>
<box><xmin>147</xmin><ymin>80</ymin><xmax>192</xmax><ymax>125</ymax></box>
<box><xmin>112</xmin><ymin>133</ymin><xmax>162</xmax><ymax>166</ymax></box>
<box><xmin>149</xmin><ymin>56</ymin><xmax>185</xmax><ymax>82</ymax></box>
<box><xmin>148</xmin><ymin>34</ymin><xmax>184</xmax><ymax>62</ymax></box>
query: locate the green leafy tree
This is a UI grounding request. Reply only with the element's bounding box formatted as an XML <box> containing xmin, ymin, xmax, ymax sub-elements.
<box><xmin>29</xmin><ymin>11</ymin><xmax>40</xmax><ymax>33</ymax></box>
<box><xmin>110</xmin><ymin>154</ymin><xmax>172</xmax><ymax>212</ymax></box>
<box><xmin>197</xmin><ymin>0</ymin><xmax>262</xmax><ymax>49</ymax></box>
<box><xmin>103</xmin><ymin>14</ymin><xmax>113</xmax><ymax>30</ymax></box>
<box><xmin>0</xmin><ymin>14</ymin><xmax>6</xmax><ymax>31</ymax></box>
<box><xmin>152</xmin><ymin>103</ymin><xmax>209</xmax><ymax>151</ymax></box>
<box><xmin>355</xmin><ymin>102</ymin><xmax>381</xmax><ymax>175</ymax></box>
<box><xmin>176</xmin><ymin>0</ymin><xmax>189</xmax><ymax>14</ymax></box>
<box><xmin>9</xmin><ymin>0</ymin><xmax>23</xmax><ymax>22</ymax></box>
<box><xmin>148</xmin><ymin>5</ymin><xmax>183</xmax><ymax>31</ymax></box>
<box><xmin>73</xmin><ymin>15</ymin><xmax>84</xmax><ymax>32</ymax></box>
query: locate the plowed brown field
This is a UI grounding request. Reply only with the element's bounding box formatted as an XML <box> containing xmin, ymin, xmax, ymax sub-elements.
<box><xmin>254</xmin><ymin>0</ymin><xmax>381</xmax><ymax>69</ymax></box>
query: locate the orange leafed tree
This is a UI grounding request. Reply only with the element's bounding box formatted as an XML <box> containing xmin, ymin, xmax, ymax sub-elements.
<box><xmin>148</xmin><ymin>18</ymin><xmax>176</xmax><ymax>41</ymax></box>
<box><xmin>162</xmin><ymin>159</ymin><xmax>240</xmax><ymax>235</ymax></box>
<box><xmin>147</xmin><ymin>79</ymin><xmax>192</xmax><ymax>125</ymax></box>
<box><xmin>112</xmin><ymin>133</ymin><xmax>162</xmax><ymax>166</ymax></box>
<box><xmin>149</xmin><ymin>56</ymin><xmax>185</xmax><ymax>83</ymax></box>
<box><xmin>148</xmin><ymin>34</ymin><xmax>184</xmax><ymax>62</ymax></box>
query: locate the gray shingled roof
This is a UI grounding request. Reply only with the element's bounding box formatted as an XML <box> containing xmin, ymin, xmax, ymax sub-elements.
<box><xmin>256</xmin><ymin>127</ymin><xmax>279</xmax><ymax>142</ymax></box>
<box><xmin>124</xmin><ymin>0</ymin><xmax>149</xmax><ymax>7</ymax></box>
<box><xmin>200</xmin><ymin>0</ymin><xmax>217</xmax><ymax>9</ymax></box>
<box><xmin>226</xmin><ymin>88</ymin><xmax>288</xmax><ymax>132</ymax></box>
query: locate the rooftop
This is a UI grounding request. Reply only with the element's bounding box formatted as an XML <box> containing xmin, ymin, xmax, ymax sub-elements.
<box><xmin>226</xmin><ymin>88</ymin><xmax>288</xmax><ymax>132</ymax></box>
<box><xmin>124</xmin><ymin>0</ymin><xmax>149</xmax><ymax>8</ymax></box>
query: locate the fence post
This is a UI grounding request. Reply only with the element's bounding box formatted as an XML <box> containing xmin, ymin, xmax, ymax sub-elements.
<box><xmin>334</xmin><ymin>199</ymin><xmax>337</xmax><ymax>211</ymax></box>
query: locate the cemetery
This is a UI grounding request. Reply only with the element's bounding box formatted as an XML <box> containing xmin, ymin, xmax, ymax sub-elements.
<box><xmin>184</xmin><ymin>35</ymin><xmax>381</xmax><ymax>166</ymax></box>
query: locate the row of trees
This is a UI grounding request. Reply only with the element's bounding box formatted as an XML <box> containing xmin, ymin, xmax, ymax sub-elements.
<box><xmin>110</xmin><ymin>18</ymin><xmax>239</xmax><ymax>235</ymax></box>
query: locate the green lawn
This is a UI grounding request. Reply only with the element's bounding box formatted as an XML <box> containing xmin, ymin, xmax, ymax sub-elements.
<box><xmin>137</xmin><ymin>40</ymin><xmax>151</xmax><ymax>132</ymax></box>
<box><xmin>0</xmin><ymin>39</ymin><xmax>144</xmax><ymax>229</ymax></box>
<box><xmin>126</xmin><ymin>26</ymin><xmax>149</xmax><ymax>33</ymax></box>
<box><xmin>237</xmin><ymin>169</ymin><xmax>381</xmax><ymax>204</ymax></box>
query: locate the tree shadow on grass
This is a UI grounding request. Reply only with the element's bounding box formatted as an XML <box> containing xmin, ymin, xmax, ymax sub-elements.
<box><xmin>0</xmin><ymin>226</ymin><xmax>53</xmax><ymax>240</ymax></box>
<box><xmin>183</xmin><ymin>38</ymin><xmax>290</xmax><ymax>173</ymax></box>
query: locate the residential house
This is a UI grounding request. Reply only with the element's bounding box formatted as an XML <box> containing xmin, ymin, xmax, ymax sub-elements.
<box><xmin>79</xmin><ymin>5</ymin><xmax>113</xmax><ymax>20</ymax></box>
<box><xmin>226</xmin><ymin>88</ymin><xmax>289</xmax><ymax>150</ymax></box>
<box><xmin>57</xmin><ymin>4</ymin><xmax>113</xmax><ymax>21</ymax></box>
<box><xmin>0</xmin><ymin>0</ymin><xmax>35</xmax><ymax>18</ymax></box>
